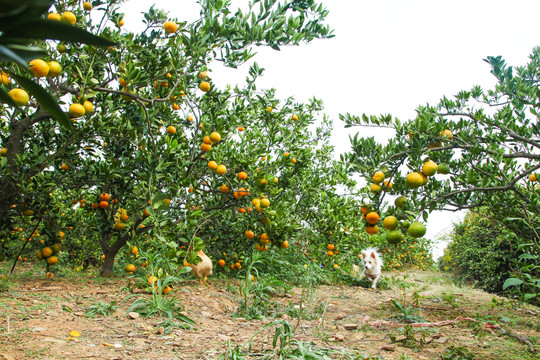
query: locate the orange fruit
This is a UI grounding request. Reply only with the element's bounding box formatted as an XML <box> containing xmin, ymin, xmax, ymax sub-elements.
<box><xmin>114</xmin><ymin>222</ymin><xmax>125</xmax><ymax>231</ymax></box>
<box><xmin>124</xmin><ymin>264</ymin><xmax>136</xmax><ymax>273</ymax></box>
<box><xmin>437</xmin><ymin>163</ymin><xmax>450</xmax><ymax>175</ymax></box>
<box><xmin>238</xmin><ymin>171</ymin><xmax>248</xmax><ymax>180</ymax></box>
<box><xmin>209</xmin><ymin>132</ymin><xmax>221</xmax><ymax>143</ymax></box>
<box><xmin>118</xmin><ymin>18</ymin><xmax>125</xmax><ymax>27</ymax></box>
<box><xmin>144</xmin><ymin>208</ymin><xmax>151</xmax><ymax>217</ymax></box>
<box><xmin>383</xmin><ymin>216</ymin><xmax>399</xmax><ymax>230</ymax></box>
<box><xmin>370</xmin><ymin>184</ymin><xmax>382</xmax><ymax>193</ymax></box>
<box><xmin>220</xmin><ymin>184</ymin><xmax>229</xmax><ymax>193</ymax></box>
<box><xmin>365</xmin><ymin>212</ymin><xmax>379</xmax><ymax>225</ymax></box>
<box><xmin>23</xmin><ymin>209</ymin><xmax>34</xmax><ymax>216</ymax></box>
<box><xmin>29</xmin><ymin>59</ymin><xmax>49</xmax><ymax>77</ymax></box>
<box><xmin>82</xmin><ymin>100</ymin><xmax>93</xmax><ymax>113</ymax></box>
<box><xmin>46</xmin><ymin>256</ymin><xmax>58</xmax><ymax>265</ymax></box>
<box><xmin>199</xmin><ymin>71</ymin><xmax>208</xmax><ymax>79</ymax></box>
<box><xmin>245</xmin><ymin>230</ymin><xmax>255</xmax><ymax>239</ymax></box>
<box><xmin>405</xmin><ymin>172</ymin><xmax>423</xmax><ymax>189</ymax></box>
<box><xmin>360</xmin><ymin>205</ymin><xmax>369</xmax><ymax>215</ymax></box>
<box><xmin>238</xmin><ymin>207</ymin><xmax>246</xmax><ymax>213</ymax></box>
<box><xmin>61</xmin><ymin>163</ymin><xmax>69</xmax><ymax>171</ymax></box>
<box><xmin>327</xmin><ymin>250</ymin><xmax>334</xmax><ymax>256</ymax></box>
<box><xmin>281</xmin><ymin>240</ymin><xmax>289</xmax><ymax>249</ymax></box>
<box><xmin>163</xmin><ymin>21</ymin><xmax>178</xmax><ymax>34</ymax></box>
<box><xmin>99</xmin><ymin>201</ymin><xmax>108</xmax><ymax>208</ymax></box>
<box><xmin>428</xmin><ymin>141</ymin><xmax>441</xmax><ymax>149</ymax></box>
<box><xmin>147</xmin><ymin>276</ymin><xmax>158</xmax><ymax>285</ymax></box>
<box><xmin>201</xmin><ymin>143</ymin><xmax>212</xmax><ymax>152</ymax></box>
<box><xmin>440</xmin><ymin>129</ymin><xmax>453</xmax><ymax>140</ymax></box>
<box><xmin>199</xmin><ymin>82</ymin><xmax>211</xmax><ymax>92</ymax></box>
<box><xmin>36</xmin><ymin>250</ymin><xmax>43</xmax><ymax>260</ymax></box>
<box><xmin>216</xmin><ymin>164</ymin><xmax>227</xmax><ymax>175</ymax></box>
<box><xmin>120</xmin><ymin>213</ymin><xmax>129</xmax><ymax>221</ymax></box>
<box><xmin>61</xmin><ymin>11</ymin><xmax>77</xmax><ymax>25</ymax></box>
<box><xmin>260</xmin><ymin>198</ymin><xmax>270</xmax><ymax>208</ymax></box>
<box><xmin>383</xmin><ymin>180</ymin><xmax>393</xmax><ymax>190</ymax></box>
<box><xmin>100</xmin><ymin>193</ymin><xmax>110</xmax><ymax>201</ymax></box>
<box><xmin>238</xmin><ymin>126</ymin><xmax>245</xmax><ymax>131</ymax></box>
<box><xmin>51</xmin><ymin>243</ymin><xmax>61</xmax><ymax>254</ymax></box>
<box><xmin>395</xmin><ymin>196</ymin><xmax>407</xmax><ymax>208</ymax></box>
<box><xmin>162</xmin><ymin>285</ymin><xmax>172</xmax><ymax>294</ymax></box>
<box><xmin>327</xmin><ymin>244</ymin><xmax>334</xmax><ymax>250</ymax></box>
<box><xmin>0</xmin><ymin>71</ymin><xmax>9</xmax><ymax>86</ymax></box>
<box><xmin>420</xmin><ymin>172</ymin><xmax>428</xmax><ymax>185</ymax></box>
<box><xmin>251</xmin><ymin>198</ymin><xmax>261</xmax><ymax>207</ymax></box>
<box><xmin>218</xmin><ymin>259</ymin><xmax>225</xmax><ymax>267</ymax></box>
<box><xmin>408</xmin><ymin>222</ymin><xmax>427</xmax><ymax>238</ymax></box>
<box><xmin>48</xmin><ymin>13</ymin><xmax>61</xmax><ymax>21</ymax></box>
<box><xmin>41</xmin><ymin>247</ymin><xmax>53</xmax><ymax>258</ymax></box>
<box><xmin>291</xmin><ymin>114</ymin><xmax>299</xmax><ymax>121</ymax></box>
<box><xmin>83</xmin><ymin>2</ymin><xmax>93</xmax><ymax>10</ymax></box>
<box><xmin>234</xmin><ymin>262</ymin><xmax>242</xmax><ymax>270</ymax></box>
<box><xmin>372</xmin><ymin>171</ymin><xmax>385</xmax><ymax>184</ymax></box>
<box><xmin>422</xmin><ymin>160</ymin><xmax>438</xmax><ymax>176</ymax></box>
<box><xmin>166</xmin><ymin>126</ymin><xmax>176</xmax><ymax>135</ymax></box>
<box><xmin>69</xmin><ymin>103</ymin><xmax>85</xmax><ymax>118</ymax></box>
<box><xmin>203</xmin><ymin>136</ymin><xmax>213</xmax><ymax>145</ymax></box>
<box><xmin>208</xmin><ymin>160</ymin><xmax>218</xmax><ymax>170</ymax></box>
<box><xmin>365</xmin><ymin>225</ymin><xmax>379</xmax><ymax>235</ymax></box>
<box><xmin>291</xmin><ymin>158</ymin><xmax>297</xmax><ymax>164</ymax></box>
<box><xmin>8</xmin><ymin>89</ymin><xmax>29</xmax><ymax>106</ymax></box>
<box><xmin>172</xmin><ymin>103</ymin><xmax>180</xmax><ymax>110</ymax></box>
<box><xmin>530</xmin><ymin>173</ymin><xmax>537</xmax><ymax>182</ymax></box>
<box><xmin>47</xmin><ymin>61</ymin><xmax>62</xmax><ymax>77</ymax></box>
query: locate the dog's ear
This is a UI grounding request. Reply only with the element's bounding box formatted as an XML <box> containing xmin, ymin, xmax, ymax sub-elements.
<box><xmin>370</xmin><ymin>251</ymin><xmax>376</xmax><ymax>259</ymax></box>
<box><xmin>361</xmin><ymin>251</ymin><xmax>367</xmax><ymax>258</ymax></box>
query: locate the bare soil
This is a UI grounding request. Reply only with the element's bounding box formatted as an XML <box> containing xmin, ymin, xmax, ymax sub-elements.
<box><xmin>0</xmin><ymin>270</ymin><xmax>538</xmax><ymax>359</ymax></box>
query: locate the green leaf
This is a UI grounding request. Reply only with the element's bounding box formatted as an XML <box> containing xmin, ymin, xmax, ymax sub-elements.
<box><xmin>2</xmin><ymin>20</ymin><xmax>116</xmax><ymax>47</ymax></box>
<box><xmin>0</xmin><ymin>44</ymin><xmax>29</xmax><ymax>67</ymax></box>
<box><xmin>502</xmin><ymin>277</ymin><xmax>523</xmax><ymax>290</ymax></box>
<box><xmin>12</xmin><ymin>74</ymin><xmax>72</xmax><ymax>130</ymax></box>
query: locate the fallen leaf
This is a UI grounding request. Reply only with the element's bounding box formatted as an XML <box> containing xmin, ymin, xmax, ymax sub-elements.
<box><xmin>69</xmin><ymin>330</ymin><xmax>81</xmax><ymax>337</ymax></box>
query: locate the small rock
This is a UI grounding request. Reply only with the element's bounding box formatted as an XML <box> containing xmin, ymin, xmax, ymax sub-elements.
<box><xmin>334</xmin><ymin>314</ymin><xmax>345</xmax><ymax>320</ymax></box>
<box><xmin>424</xmin><ymin>336</ymin><xmax>434</xmax><ymax>344</ymax></box>
<box><xmin>30</xmin><ymin>327</ymin><xmax>47</xmax><ymax>332</ymax></box>
<box><xmin>127</xmin><ymin>311</ymin><xmax>140</xmax><ymax>319</ymax></box>
<box><xmin>343</xmin><ymin>323</ymin><xmax>358</xmax><ymax>330</ymax></box>
<box><xmin>456</xmin><ymin>336</ymin><xmax>471</xmax><ymax>342</ymax></box>
<box><xmin>394</xmin><ymin>335</ymin><xmax>408</xmax><ymax>342</ymax></box>
<box><xmin>156</xmin><ymin>327</ymin><xmax>164</xmax><ymax>335</ymax></box>
<box><xmin>381</xmin><ymin>345</ymin><xmax>396</xmax><ymax>351</ymax></box>
<box><xmin>333</xmin><ymin>334</ymin><xmax>345</xmax><ymax>342</ymax></box>
<box><xmin>434</xmin><ymin>337</ymin><xmax>448</xmax><ymax>344</ymax></box>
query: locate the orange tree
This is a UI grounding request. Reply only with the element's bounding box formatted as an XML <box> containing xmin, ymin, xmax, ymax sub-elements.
<box><xmin>2</xmin><ymin>0</ymin><xmax>340</xmax><ymax>276</ymax></box>
<box><xmin>342</xmin><ymin>48</ymin><xmax>540</xmax><ymax>303</ymax></box>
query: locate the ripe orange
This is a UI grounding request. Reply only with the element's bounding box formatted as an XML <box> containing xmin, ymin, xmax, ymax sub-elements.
<box><xmin>61</xmin><ymin>11</ymin><xmax>77</xmax><ymax>25</ymax></box>
<box><xmin>234</xmin><ymin>262</ymin><xmax>242</xmax><ymax>270</ymax></box>
<box><xmin>238</xmin><ymin>126</ymin><xmax>245</xmax><ymax>131</ymax></box>
<box><xmin>147</xmin><ymin>276</ymin><xmax>158</xmax><ymax>285</ymax></box>
<box><xmin>420</xmin><ymin>172</ymin><xmax>428</xmax><ymax>185</ymax></box>
<box><xmin>199</xmin><ymin>71</ymin><xmax>208</xmax><ymax>79</ymax></box>
<box><xmin>199</xmin><ymin>82</ymin><xmax>211</xmax><ymax>92</ymax></box>
<box><xmin>292</xmin><ymin>158</ymin><xmax>297</xmax><ymax>164</ymax></box>
<box><xmin>383</xmin><ymin>180</ymin><xmax>393</xmax><ymax>190</ymax></box>
<box><xmin>82</xmin><ymin>100</ymin><xmax>93</xmax><ymax>113</ymax></box>
<box><xmin>291</xmin><ymin>114</ymin><xmax>299</xmax><ymax>121</ymax></box>
<box><xmin>47</xmin><ymin>61</ymin><xmax>62</xmax><ymax>78</ymax></box>
<box><xmin>46</xmin><ymin>256</ymin><xmax>58</xmax><ymax>265</ymax></box>
<box><xmin>23</xmin><ymin>209</ymin><xmax>34</xmax><ymax>216</ymax></box>
<box><xmin>383</xmin><ymin>216</ymin><xmax>399</xmax><ymax>230</ymax></box>
<box><xmin>83</xmin><ymin>2</ymin><xmax>93</xmax><ymax>10</ymax></box>
<box><xmin>61</xmin><ymin>163</ymin><xmax>69</xmax><ymax>171</ymax></box>
<box><xmin>365</xmin><ymin>212</ymin><xmax>379</xmax><ymax>225</ymax></box>
<box><xmin>0</xmin><ymin>71</ymin><xmax>9</xmax><ymax>85</ymax></box>
<box><xmin>216</xmin><ymin>164</ymin><xmax>227</xmax><ymax>175</ymax></box>
<box><xmin>203</xmin><ymin>136</ymin><xmax>213</xmax><ymax>145</ymax></box>
<box><xmin>405</xmin><ymin>172</ymin><xmax>423</xmax><ymax>189</ymax></box>
<box><xmin>144</xmin><ymin>208</ymin><xmax>151</xmax><ymax>217</ymax></box>
<box><xmin>130</xmin><ymin>246</ymin><xmax>138</xmax><ymax>255</ymax></box>
<box><xmin>245</xmin><ymin>230</ymin><xmax>255</xmax><ymax>239</ymax></box>
<box><xmin>281</xmin><ymin>240</ymin><xmax>289</xmax><ymax>249</ymax></box>
<box><xmin>166</xmin><ymin>126</ymin><xmax>176</xmax><ymax>135</ymax></box>
<box><xmin>162</xmin><ymin>285</ymin><xmax>172</xmax><ymax>294</ymax></box>
<box><xmin>220</xmin><ymin>184</ymin><xmax>229</xmax><ymax>193</ymax></box>
<box><xmin>99</xmin><ymin>201</ymin><xmax>108</xmax><ymax>208</ymax></box>
<box><xmin>8</xmin><ymin>89</ymin><xmax>29</xmax><ymax>106</ymax></box>
<box><xmin>530</xmin><ymin>173</ymin><xmax>537</xmax><ymax>182</ymax></box>
<box><xmin>260</xmin><ymin>198</ymin><xmax>270</xmax><ymax>208</ymax></box>
<box><xmin>163</xmin><ymin>21</ymin><xmax>178</xmax><ymax>34</ymax></box>
<box><xmin>440</xmin><ymin>129</ymin><xmax>453</xmax><ymax>140</ymax></box>
<box><xmin>29</xmin><ymin>59</ymin><xmax>49</xmax><ymax>77</ymax></box>
<box><xmin>208</xmin><ymin>161</ymin><xmax>218</xmax><ymax>170</ymax></box>
<box><xmin>327</xmin><ymin>244</ymin><xmax>334</xmax><ymax>250</ymax></box>
<box><xmin>48</xmin><ymin>13</ymin><xmax>61</xmax><ymax>21</ymax></box>
<box><xmin>365</xmin><ymin>225</ymin><xmax>379</xmax><ymax>235</ymax></box>
<box><xmin>118</xmin><ymin>18</ymin><xmax>125</xmax><ymax>27</ymax></box>
<box><xmin>372</xmin><ymin>171</ymin><xmax>385</xmax><ymax>184</ymax></box>
<box><xmin>114</xmin><ymin>222</ymin><xmax>125</xmax><ymax>231</ymax></box>
<box><xmin>327</xmin><ymin>250</ymin><xmax>334</xmax><ymax>256</ymax></box>
<box><xmin>124</xmin><ymin>264</ymin><xmax>136</xmax><ymax>273</ymax></box>
<box><xmin>394</xmin><ymin>196</ymin><xmax>407</xmax><ymax>208</ymax></box>
<box><xmin>238</xmin><ymin>207</ymin><xmax>246</xmax><ymax>213</ymax></box>
<box><xmin>251</xmin><ymin>198</ymin><xmax>261</xmax><ymax>207</ymax></box>
<box><xmin>201</xmin><ymin>143</ymin><xmax>212</xmax><ymax>152</ymax></box>
<box><xmin>360</xmin><ymin>205</ymin><xmax>369</xmax><ymax>215</ymax></box>
<box><xmin>36</xmin><ymin>250</ymin><xmax>43</xmax><ymax>260</ymax></box>
<box><xmin>172</xmin><ymin>103</ymin><xmax>180</xmax><ymax>110</ymax></box>
<box><xmin>238</xmin><ymin>171</ymin><xmax>248</xmax><ymax>180</ymax></box>
<box><xmin>100</xmin><ymin>193</ymin><xmax>110</xmax><ymax>201</ymax></box>
<box><xmin>422</xmin><ymin>160</ymin><xmax>438</xmax><ymax>177</ymax></box>
<box><xmin>69</xmin><ymin>103</ymin><xmax>86</xmax><ymax>118</ymax></box>
<box><xmin>218</xmin><ymin>259</ymin><xmax>225</xmax><ymax>267</ymax></box>
<box><xmin>209</xmin><ymin>132</ymin><xmax>221</xmax><ymax>143</ymax></box>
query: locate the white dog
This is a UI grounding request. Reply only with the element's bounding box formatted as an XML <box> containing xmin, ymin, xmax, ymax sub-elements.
<box><xmin>361</xmin><ymin>248</ymin><xmax>382</xmax><ymax>289</ymax></box>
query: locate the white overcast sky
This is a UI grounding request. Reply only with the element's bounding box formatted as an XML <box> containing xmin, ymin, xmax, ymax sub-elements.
<box><xmin>123</xmin><ymin>0</ymin><xmax>540</xmax><ymax>257</ymax></box>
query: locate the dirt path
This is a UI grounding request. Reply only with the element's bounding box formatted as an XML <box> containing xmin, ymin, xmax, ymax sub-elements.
<box><xmin>0</xmin><ymin>271</ymin><xmax>538</xmax><ymax>359</ymax></box>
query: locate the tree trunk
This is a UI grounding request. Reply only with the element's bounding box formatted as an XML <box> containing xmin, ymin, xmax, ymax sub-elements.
<box><xmin>100</xmin><ymin>231</ymin><xmax>128</xmax><ymax>277</ymax></box>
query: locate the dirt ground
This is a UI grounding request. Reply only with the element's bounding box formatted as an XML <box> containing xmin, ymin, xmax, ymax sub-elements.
<box><xmin>0</xmin><ymin>270</ymin><xmax>538</xmax><ymax>359</ymax></box>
